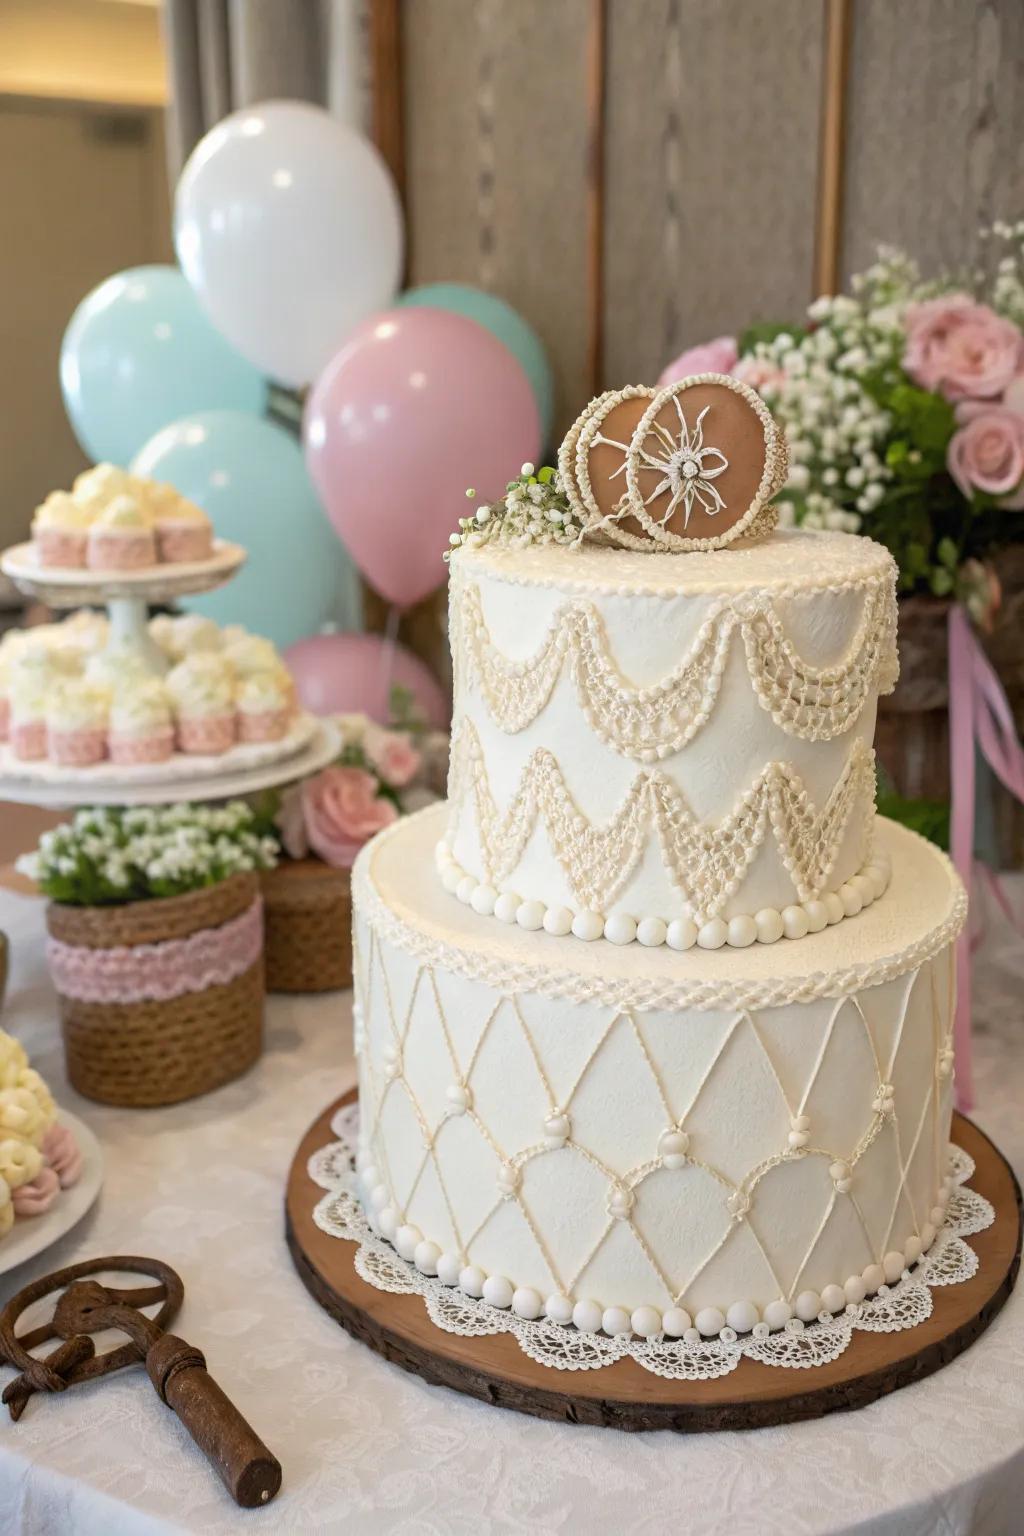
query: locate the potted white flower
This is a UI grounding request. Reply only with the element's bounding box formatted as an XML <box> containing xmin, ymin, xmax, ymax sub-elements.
<box><xmin>20</xmin><ymin>803</ymin><xmax>278</xmax><ymax>1107</ymax></box>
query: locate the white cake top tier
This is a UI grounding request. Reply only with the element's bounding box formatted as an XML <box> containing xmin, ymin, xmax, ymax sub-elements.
<box><xmin>442</xmin><ymin>529</ymin><xmax>899</xmax><ymax>948</ymax></box>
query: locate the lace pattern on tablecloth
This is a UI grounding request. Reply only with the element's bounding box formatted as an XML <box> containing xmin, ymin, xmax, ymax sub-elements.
<box><xmin>308</xmin><ymin>1105</ymin><xmax>994</xmax><ymax>1380</ymax></box>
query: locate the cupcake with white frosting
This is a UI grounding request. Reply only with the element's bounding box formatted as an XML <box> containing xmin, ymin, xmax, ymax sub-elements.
<box><xmin>109</xmin><ymin>677</ymin><xmax>174</xmax><ymax>765</ymax></box>
<box><xmin>147</xmin><ymin>484</ymin><xmax>214</xmax><ymax>564</ymax></box>
<box><xmin>72</xmin><ymin>463</ymin><xmax>139</xmax><ymax>516</ymax></box>
<box><xmin>86</xmin><ymin>494</ymin><xmax>156</xmax><ymax>571</ymax></box>
<box><xmin>224</xmin><ymin>632</ymin><xmax>295</xmax><ymax>708</ymax></box>
<box><xmin>9</xmin><ymin>678</ymin><xmax>50</xmax><ymax>760</ymax></box>
<box><xmin>84</xmin><ymin>644</ymin><xmax>152</xmax><ymax>696</ymax></box>
<box><xmin>236</xmin><ymin>671</ymin><xmax>292</xmax><ymax>743</ymax></box>
<box><xmin>58</xmin><ymin>608</ymin><xmax>109</xmax><ymax>653</ymax></box>
<box><xmin>166</xmin><ymin>654</ymin><xmax>236</xmax><ymax>754</ymax></box>
<box><xmin>46</xmin><ymin>681</ymin><xmax>109</xmax><ymax>766</ymax></box>
<box><xmin>32</xmin><ymin>492</ymin><xmax>92</xmax><ymax>568</ymax></box>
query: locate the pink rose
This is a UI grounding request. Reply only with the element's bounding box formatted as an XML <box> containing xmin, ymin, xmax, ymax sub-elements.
<box><xmin>364</xmin><ymin>727</ymin><xmax>422</xmax><ymax>789</ymax></box>
<box><xmin>301</xmin><ymin>766</ymin><xmax>397</xmax><ymax>868</ymax></box>
<box><xmin>947</xmin><ymin>406</ymin><xmax>1024</xmax><ymax>503</ymax></box>
<box><xmin>904</xmin><ymin>294</ymin><xmax>1023</xmax><ymax>401</ymax></box>
<box><xmin>658</xmin><ymin>336</ymin><xmax>738</xmax><ymax>387</ymax></box>
<box><xmin>41</xmin><ymin>1122</ymin><xmax>83</xmax><ymax>1188</ymax></box>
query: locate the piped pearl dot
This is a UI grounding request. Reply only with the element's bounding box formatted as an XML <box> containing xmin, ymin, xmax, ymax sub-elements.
<box><xmin>843</xmin><ymin>1275</ymin><xmax>866</xmax><ymax>1305</ymax></box>
<box><xmin>697</xmin><ymin>917</ymin><xmax>728</xmax><ymax>950</ymax></box>
<box><xmin>545</xmin><ymin>1293</ymin><xmax>575</xmax><ymax>1325</ymax></box>
<box><xmin>572</xmin><ymin>1299</ymin><xmax>603</xmax><ymax>1333</ymax></box>
<box><xmin>904</xmin><ymin>1235</ymin><xmax>922</xmax><ymax>1264</ymax></box>
<box><xmin>459</xmin><ymin>1264</ymin><xmax>486</xmax><ymax>1298</ymax></box>
<box><xmin>414</xmin><ymin>1240</ymin><xmax>441</xmax><ymax>1275</ymax></box>
<box><xmin>608</xmin><ymin>1185</ymin><xmax>634</xmax><ymax>1219</ymax></box>
<box><xmin>755</xmin><ymin>908</ymin><xmax>784</xmax><ymax>944</ymax></box>
<box><xmin>572</xmin><ymin>910</ymin><xmax>604</xmax><ymax>942</ymax></box>
<box><xmin>803</xmin><ymin>898</ymin><xmax>828</xmax><ymax>933</ymax></box>
<box><xmin>446</xmin><ymin>1083</ymin><xmax>471</xmax><ymax>1114</ymax></box>
<box><xmin>543</xmin><ymin>905</ymin><xmax>573</xmax><ymax>936</ymax></box>
<box><xmin>862</xmin><ymin>1263</ymin><xmax>884</xmax><ymax>1295</ymax></box>
<box><xmin>662</xmin><ymin>1307</ymin><xmax>692</xmax><ymax>1337</ymax></box>
<box><xmin>441</xmin><ymin>864</ymin><xmax>462</xmax><ymax>894</ymax></box>
<box><xmin>883</xmin><ymin>1250</ymin><xmax>905</xmax><ymax>1283</ymax></box>
<box><xmin>763</xmin><ymin>1299</ymin><xmax>792</xmax><ymax>1331</ymax></box>
<box><xmin>470</xmin><ymin>884</ymin><xmax>497</xmax><ymax>916</ymax></box>
<box><xmin>436</xmin><ymin>1253</ymin><xmax>462</xmax><ymax>1286</ymax></box>
<box><xmin>604</xmin><ymin>913</ymin><xmax>637</xmax><ymax>946</ymax></box>
<box><xmin>370</xmin><ymin>1183</ymin><xmax>389</xmax><ymax>1212</ymax></box>
<box><xmin>543</xmin><ymin>1112</ymin><xmax>570</xmax><ymax>1147</ymax></box>
<box><xmin>395</xmin><ymin>1224</ymin><xmax>422</xmax><ymax>1262</ymax></box>
<box><xmin>794</xmin><ymin>1290</ymin><xmax>821</xmax><ymax>1322</ymax></box>
<box><xmin>482</xmin><ymin>1274</ymin><xmax>514</xmax><ymax>1309</ymax></box>
<box><xmin>929</xmin><ymin>1205</ymin><xmax>945</xmax><ymax>1226</ymax></box>
<box><xmin>631</xmin><ymin>1306</ymin><xmax>663</xmax><ymax>1338</ymax></box>
<box><xmin>516</xmin><ymin>900</ymin><xmax>545</xmax><ymax>931</ymax></box>
<box><xmin>456</xmin><ymin>875</ymin><xmax>476</xmax><ymax>904</ymax></box>
<box><xmin>494</xmin><ymin>892</ymin><xmax>520</xmax><ymax>923</ymax></box>
<box><xmin>851</xmin><ymin>872</ymin><xmax>874</xmax><ymax>906</ymax></box>
<box><xmin>637</xmin><ymin>916</ymin><xmax>667</xmax><ymax>948</ymax></box>
<box><xmin>920</xmin><ymin>1222</ymin><xmax>937</xmax><ymax>1250</ymax></box>
<box><xmin>727</xmin><ymin>914</ymin><xmax>757</xmax><ymax>948</ymax></box>
<box><xmin>839</xmin><ymin>882</ymin><xmax>863</xmax><ymax>918</ymax></box>
<box><xmin>726</xmin><ymin>1300</ymin><xmax>759</xmax><ymax>1334</ymax></box>
<box><xmin>666</xmin><ymin>917</ymin><xmax>699</xmax><ymax>951</ymax></box>
<box><xmin>824</xmin><ymin>892</ymin><xmax>845</xmax><ymax>925</ymax></box>
<box><xmin>378</xmin><ymin>1206</ymin><xmax>398</xmax><ymax>1241</ymax></box>
<box><xmin>865</xmin><ymin>864</ymin><xmax>889</xmax><ymax>900</ymax></box>
<box><xmin>602</xmin><ymin>1306</ymin><xmax>632</xmax><ymax>1336</ymax></box>
<box><xmin>658</xmin><ymin>1128</ymin><xmax>690</xmax><ymax>1169</ymax></box>
<box><xmin>782</xmin><ymin>904</ymin><xmax>810</xmax><ymax>940</ymax></box>
<box><xmin>512</xmin><ymin>1287</ymin><xmax>543</xmax><ymax>1320</ymax></box>
<box><xmin>820</xmin><ymin>1284</ymin><xmax>846</xmax><ymax>1314</ymax></box>
<box><xmin>695</xmin><ymin>1307</ymin><xmax>726</xmax><ymax>1338</ymax></box>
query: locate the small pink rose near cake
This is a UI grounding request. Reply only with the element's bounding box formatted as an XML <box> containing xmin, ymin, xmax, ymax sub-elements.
<box><xmin>29</xmin><ymin>464</ymin><xmax>213</xmax><ymax>571</ymax></box>
<box><xmin>0</xmin><ymin>1032</ymin><xmax>82</xmax><ymax>1235</ymax></box>
<box><xmin>86</xmin><ymin>495</ymin><xmax>157</xmax><ymax>571</ymax></box>
<box><xmin>46</xmin><ymin>681</ymin><xmax>109</xmax><ymax>767</ymax></box>
<box><xmin>167</xmin><ymin>654</ymin><xmax>237</xmax><ymax>754</ymax></box>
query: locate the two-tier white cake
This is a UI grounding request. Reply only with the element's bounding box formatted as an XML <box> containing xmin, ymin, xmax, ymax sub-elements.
<box><xmin>351</xmin><ymin>376</ymin><xmax>966</xmax><ymax>1347</ymax></box>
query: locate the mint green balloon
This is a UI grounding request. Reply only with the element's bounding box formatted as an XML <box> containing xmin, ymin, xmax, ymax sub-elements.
<box><xmin>62</xmin><ymin>266</ymin><xmax>266</xmax><ymax>467</ymax></box>
<box><xmin>132</xmin><ymin>411</ymin><xmax>360</xmax><ymax>649</ymax></box>
<box><xmin>399</xmin><ymin>283</ymin><xmax>553</xmax><ymax>444</ymax></box>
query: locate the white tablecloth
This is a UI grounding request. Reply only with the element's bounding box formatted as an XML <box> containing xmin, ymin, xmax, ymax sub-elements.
<box><xmin>0</xmin><ymin>881</ymin><xmax>1022</xmax><ymax>1536</ymax></box>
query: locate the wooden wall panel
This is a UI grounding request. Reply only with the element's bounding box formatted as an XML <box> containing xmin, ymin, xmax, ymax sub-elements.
<box><xmin>402</xmin><ymin>0</ymin><xmax>592</xmax><ymax>445</ymax></box>
<box><xmin>841</xmin><ymin>0</ymin><xmax>1024</xmax><ymax>283</ymax></box>
<box><xmin>602</xmin><ymin>0</ymin><xmax>825</xmax><ymax>390</ymax></box>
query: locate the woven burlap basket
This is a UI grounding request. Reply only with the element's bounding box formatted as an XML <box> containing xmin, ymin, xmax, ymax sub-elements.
<box><xmin>260</xmin><ymin>859</ymin><xmax>352</xmax><ymax>993</ymax></box>
<box><xmin>46</xmin><ymin>872</ymin><xmax>264</xmax><ymax>1108</ymax></box>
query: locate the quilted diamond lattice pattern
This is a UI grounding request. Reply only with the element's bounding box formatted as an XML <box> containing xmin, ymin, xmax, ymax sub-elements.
<box><xmin>355</xmin><ymin>912</ymin><xmax>955</xmax><ymax>1315</ymax></box>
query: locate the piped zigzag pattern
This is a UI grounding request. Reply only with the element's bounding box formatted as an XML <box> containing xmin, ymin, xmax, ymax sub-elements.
<box><xmin>447</xmin><ymin>719</ymin><xmax>876</xmax><ymax>921</ymax></box>
<box><xmin>453</xmin><ymin>575</ymin><xmax>898</xmax><ymax>760</ymax></box>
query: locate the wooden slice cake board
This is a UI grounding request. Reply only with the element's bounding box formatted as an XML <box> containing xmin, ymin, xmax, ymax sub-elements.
<box><xmin>285</xmin><ymin>1093</ymin><xmax>1021</xmax><ymax>1433</ymax></box>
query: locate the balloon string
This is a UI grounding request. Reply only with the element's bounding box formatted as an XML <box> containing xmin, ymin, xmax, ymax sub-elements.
<box><xmin>381</xmin><ymin>606</ymin><xmax>401</xmax><ymax>723</ymax></box>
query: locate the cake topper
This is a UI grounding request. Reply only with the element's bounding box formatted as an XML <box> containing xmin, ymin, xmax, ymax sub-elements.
<box><xmin>445</xmin><ymin>372</ymin><xmax>786</xmax><ymax>559</ymax></box>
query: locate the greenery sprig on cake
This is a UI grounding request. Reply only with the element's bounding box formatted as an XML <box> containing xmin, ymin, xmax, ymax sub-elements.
<box><xmin>446</xmin><ymin>463</ymin><xmax>586</xmax><ymax>558</ymax></box>
<box><xmin>19</xmin><ymin>803</ymin><xmax>279</xmax><ymax>906</ymax></box>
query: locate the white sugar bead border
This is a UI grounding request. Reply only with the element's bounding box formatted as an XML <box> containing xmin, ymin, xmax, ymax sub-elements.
<box><xmin>309</xmin><ymin>1115</ymin><xmax>993</xmax><ymax>1371</ymax></box>
<box><xmin>435</xmin><ymin>838</ymin><xmax>892</xmax><ymax>951</ymax></box>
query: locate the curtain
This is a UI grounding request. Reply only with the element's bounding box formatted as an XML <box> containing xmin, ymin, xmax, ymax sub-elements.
<box><xmin>161</xmin><ymin>0</ymin><xmax>370</xmax><ymax>182</ymax></box>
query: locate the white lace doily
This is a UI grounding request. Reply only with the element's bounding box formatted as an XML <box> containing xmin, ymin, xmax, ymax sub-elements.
<box><xmin>308</xmin><ymin>1104</ymin><xmax>995</xmax><ymax>1380</ymax></box>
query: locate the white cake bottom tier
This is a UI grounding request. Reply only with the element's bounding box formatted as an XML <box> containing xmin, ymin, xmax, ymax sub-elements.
<box><xmin>352</xmin><ymin>805</ymin><xmax>966</xmax><ymax>1339</ymax></box>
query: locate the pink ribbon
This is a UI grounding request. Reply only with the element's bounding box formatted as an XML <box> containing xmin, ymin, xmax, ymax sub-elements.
<box><xmin>948</xmin><ymin>605</ymin><xmax>1024</xmax><ymax>1109</ymax></box>
<box><xmin>47</xmin><ymin>896</ymin><xmax>263</xmax><ymax>1005</ymax></box>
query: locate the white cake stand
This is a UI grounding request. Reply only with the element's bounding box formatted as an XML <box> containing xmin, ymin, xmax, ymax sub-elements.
<box><xmin>0</xmin><ymin>540</ymin><xmax>246</xmax><ymax>675</ymax></box>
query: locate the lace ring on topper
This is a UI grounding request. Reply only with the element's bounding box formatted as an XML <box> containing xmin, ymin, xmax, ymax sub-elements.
<box><xmin>572</xmin><ymin>386</ymin><xmax>658</xmax><ymax>549</ymax></box>
<box><xmin>622</xmin><ymin>374</ymin><xmax>785</xmax><ymax>550</ymax></box>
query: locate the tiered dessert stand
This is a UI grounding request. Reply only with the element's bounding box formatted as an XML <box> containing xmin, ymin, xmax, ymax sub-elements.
<box><xmin>0</xmin><ymin>540</ymin><xmax>339</xmax><ymax>807</ymax></box>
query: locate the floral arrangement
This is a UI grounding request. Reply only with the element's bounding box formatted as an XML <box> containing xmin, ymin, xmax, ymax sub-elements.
<box><xmin>664</xmin><ymin>221</ymin><xmax>1024</xmax><ymax>625</ymax></box>
<box><xmin>275</xmin><ymin>705</ymin><xmax>448</xmax><ymax>869</ymax></box>
<box><xmin>19</xmin><ymin>802</ymin><xmax>278</xmax><ymax>906</ymax></box>
<box><xmin>446</xmin><ymin>463</ymin><xmax>585</xmax><ymax>558</ymax></box>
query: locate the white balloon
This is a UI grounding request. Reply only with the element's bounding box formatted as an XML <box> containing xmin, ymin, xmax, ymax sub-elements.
<box><xmin>174</xmin><ymin>99</ymin><xmax>403</xmax><ymax>387</ymax></box>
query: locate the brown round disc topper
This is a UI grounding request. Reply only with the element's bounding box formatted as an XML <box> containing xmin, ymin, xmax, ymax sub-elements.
<box><xmin>565</xmin><ymin>373</ymin><xmax>785</xmax><ymax>551</ymax></box>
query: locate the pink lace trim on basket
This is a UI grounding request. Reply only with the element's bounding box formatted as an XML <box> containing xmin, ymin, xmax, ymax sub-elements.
<box><xmin>47</xmin><ymin>896</ymin><xmax>263</xmax><ymax>1004</ymax></box>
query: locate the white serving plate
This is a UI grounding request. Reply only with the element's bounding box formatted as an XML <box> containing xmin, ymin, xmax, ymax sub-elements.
<box><xmin>1</xmin><ymin>540</ymin><xmax>246</xmax><ymax>607</ymax></box>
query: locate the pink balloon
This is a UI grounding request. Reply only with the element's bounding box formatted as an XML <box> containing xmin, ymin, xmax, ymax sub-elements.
<box><xmin>285</xmin><ymin>630</ymin><xmax>449</xmax><ymax>727</ymax></box>
<box><xmin>304</xmin><ymin>307</ymin><xmax>540</xmax><ymax>607</ymax></box>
